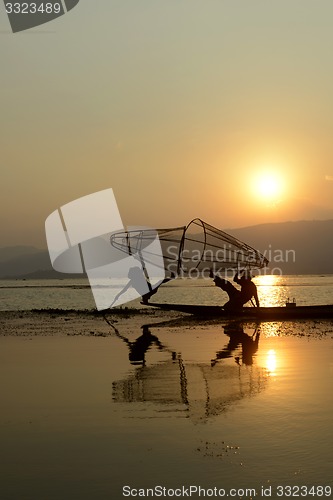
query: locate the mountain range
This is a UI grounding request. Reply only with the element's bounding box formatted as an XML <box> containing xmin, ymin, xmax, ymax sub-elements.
<box><xmin>0</xmin><ymin>219</ymin><xmax>332</xmax><ymax>278</ymax></box>
<box><xmin>227</xmin><ymin>219</ymin><xmax>333</xmax><ymax>275</ymax></box>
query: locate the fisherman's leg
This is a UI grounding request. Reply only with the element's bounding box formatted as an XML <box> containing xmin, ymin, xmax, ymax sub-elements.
<box><xmin>142</xmin><ymin>288</ymin><xmax>157</xmax><ymax>304</ymax></box>
<box><xmin>142</xmin><ymin>273</ymin><xmax>176</xmax><ymax>303</ymax></box>
<box><xmin>223</xmin><ymin>290</ymin><xmax>243</xmax><ymax>311</ymax></box>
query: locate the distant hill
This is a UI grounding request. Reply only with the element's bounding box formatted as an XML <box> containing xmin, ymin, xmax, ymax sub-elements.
<box><xmin>227</xmin><ymin>219</ymin><xmax>333</xmax><ymax>275</ymax></box>
<box><xmin>0</xmin><ymin>246</ymin><xmax>41</xmax><ymax>263</ymax></box>
<box><xmin>0</xmin><ymin>247</ymin><xmax>83</xmax><ymax>279</ymax></box>
<box><xmin>1</xmin><ymin>219</ymin><xmax>333</xmax><ymax>278</ymax></box>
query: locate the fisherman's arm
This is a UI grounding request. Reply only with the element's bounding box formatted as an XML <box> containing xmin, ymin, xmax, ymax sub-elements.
<box><xmin>233</xmin><ymin>272</ymin><xmax>241</xmax><ymax>285</ymax></box>
<box><xmin>110</xmin><ymin>281</ymin><xmax>131</xmax><ymax>307</ymax></box>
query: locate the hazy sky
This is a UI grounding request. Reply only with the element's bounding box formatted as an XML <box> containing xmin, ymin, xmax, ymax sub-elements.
<box><xmin>1</xmin><ymin>0</ymin><xmax>333</xmax><ymax>247</ymax></box>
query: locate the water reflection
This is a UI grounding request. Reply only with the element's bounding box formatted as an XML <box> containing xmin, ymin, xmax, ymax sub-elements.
<box><xmin>211</xmin><ymin>322</ymin><xmax>260</xmax><ymax>366</ymax></box>
<box><xmin>266</xmin><ymin>349</ymin><xmax>277</xmax><ymax>376</ymax></box>
<box><xmin>110</xmin><ymin>320</ymin><xmax>269</xmax><ymax>422</ymax></box>
<box><xmin>256</xmin><ymin>274</ymin><xmax>287</xmax><ymax>307</ymax></box>
<box><xmin>106</xmin><ymin>323</ymin><xmax>176</xmax><ymax>366</ymax></box>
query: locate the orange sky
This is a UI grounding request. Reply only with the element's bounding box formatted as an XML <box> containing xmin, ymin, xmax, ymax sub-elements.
<box><xmin>1</xmin><ymin>1</ymin><xmax>333</xmax><ymax>247</ymax></box>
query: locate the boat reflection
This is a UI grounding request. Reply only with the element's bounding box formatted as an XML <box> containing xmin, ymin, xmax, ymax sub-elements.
<box><xmin>111</xmin><ymin>320</ymin><xmax>269</xmax><ymax>422</ymax></box>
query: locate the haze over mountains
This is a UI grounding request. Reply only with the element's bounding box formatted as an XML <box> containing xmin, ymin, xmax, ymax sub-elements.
<box><xmin>0</xmin><ymin>219</ymin><xmax>332</xmax><ymax>278</ymax></box>
<box><xmin>0</xmin><ymin>247</ymin><xmax>81</xmax><ymax>279</ymax></box>
<box><xmin>228</xmin><ymin>219</ymin><xmax>333</xmax><ymax>275</ymax></box>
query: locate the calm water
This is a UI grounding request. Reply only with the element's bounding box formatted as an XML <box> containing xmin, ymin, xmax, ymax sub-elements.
<box><xmin>0</xmin><ymin>276</ymin><xmax>333</xmax><ymax>499</ymax></box>
<box><xmin>1</xmin><ymin>274</ymin><xmax>333</xmax><ymax>310</ymax></box>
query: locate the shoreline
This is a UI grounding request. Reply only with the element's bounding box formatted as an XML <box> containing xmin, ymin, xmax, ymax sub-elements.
<box><xmin>1</xmin><ymin>308</ymin><xmax>333</xmax><ymax>340</ymax></box>
<box><xmin>0</xmin><ymin>308</ymin><xmax>192</xmax><ymax>338</ymax></box>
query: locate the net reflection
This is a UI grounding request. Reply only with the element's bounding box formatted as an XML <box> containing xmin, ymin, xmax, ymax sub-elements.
<box><xmin>110</xmin><ymin>320</ymin><xmax>269</xmax><ymax>423</ymax></box>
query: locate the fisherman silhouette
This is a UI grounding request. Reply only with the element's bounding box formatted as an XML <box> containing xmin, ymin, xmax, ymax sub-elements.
<box><xmin>110</xmin><ymin>266</ymin><xmax>176</xmax><ymax>308</ymax></box>
<box><xmin>210</xmin><ymin>270</ymin><xmax>260</xmax><ymax>310</ymax></box>
<box><xmin>110</xmin><ymin>266</ymin><xmax>149</xmax><ymax>308</ymax></box>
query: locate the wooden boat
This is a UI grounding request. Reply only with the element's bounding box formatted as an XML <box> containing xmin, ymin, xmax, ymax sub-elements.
<box><xmin>146</xmin><ymin>302</ymin><xmax>333</xmax><ymax>320</ymax></box>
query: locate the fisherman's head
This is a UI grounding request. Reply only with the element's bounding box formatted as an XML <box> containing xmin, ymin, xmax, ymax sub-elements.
<box><xmin>128</xmin><ymin>266</ymin><xmax>143</xmax><ymax>280</ymax></box>
<box><xmin>240</xmin><ymin>271</ymin><xmax>252</xmax><ymax>282</ymax></box>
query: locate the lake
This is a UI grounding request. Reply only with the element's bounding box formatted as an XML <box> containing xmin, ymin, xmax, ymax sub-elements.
<box><xmin>0</xmin><ymin>276</ymin><xmax>332</xmax><ymax>499</ymax></box>
<box><xmin>1</xmin><ymin>274</ymin><xmax>333</xmax><ymax>311</ymax></box>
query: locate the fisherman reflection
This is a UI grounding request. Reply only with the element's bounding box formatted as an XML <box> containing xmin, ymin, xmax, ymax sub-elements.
<box><xmin>211</xmin><ymin>322</ymin><xmax>260</xmax><ymax>367</ymax></box>
<box><xmin>110</xmin><ymin>266</ymin><xmax>175</xmax><ymax>307</ymax></box>
<box><xmin>210</xmin><ymin>269</ymin><xmax>260</xmax><ymax>310</ymax></box>
<box><xmin>128</xmin><ymin>325</ymin><xmax>165</xmax><ymax>365</ymax></box>
<box><xmin>105</xmin><ymin>319</ymin><xmax>176</xmax><ymax>366</ymax></box>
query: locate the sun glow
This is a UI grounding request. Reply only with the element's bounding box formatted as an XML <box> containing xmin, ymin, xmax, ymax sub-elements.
<box><xmin>253</xmin><ymin>171</ymin><xmax>284</xmax><ymax>202</ymax></box>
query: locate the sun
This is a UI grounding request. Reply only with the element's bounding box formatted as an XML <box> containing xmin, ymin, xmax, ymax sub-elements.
<box><xmin>253</xmin><ymin>171</ymin><xmax>283</xmax><ymax>202</ymax></box>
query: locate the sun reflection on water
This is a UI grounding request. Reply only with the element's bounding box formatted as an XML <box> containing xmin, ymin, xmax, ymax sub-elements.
<box><xmin>256</xmin><ymin>274</ymin><xmax>281</xmax><ymax>286</ymax></box>
<box><xmin>255</xmin><ymin>274</ymin><xmax>287</xmax><ymax>307</ymax></box>
<box><xmin>266</xmin><ymin>349</ymin><xmax>277</xmax><ymax>376</ymax></box>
